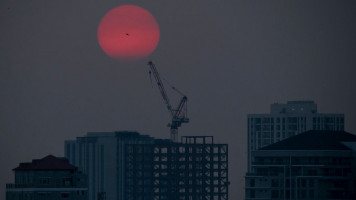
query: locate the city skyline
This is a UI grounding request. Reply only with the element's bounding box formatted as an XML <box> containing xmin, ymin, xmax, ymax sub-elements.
<box><xmin>1</xmin><ymin>1</ymin><xmax>356</xmax><ymax>199</ymax></box>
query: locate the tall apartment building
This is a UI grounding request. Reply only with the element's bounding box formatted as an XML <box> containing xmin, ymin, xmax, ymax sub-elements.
<box><xmin>6</xmin><ymin>155</ymin><xmax>87</xmax><ymax>200</ymax></box>
<box><xmin>245</xmin><ymin>130</ymin><xmax>356</xmax><ymax>200</ymax></box>
<box><xmin>247</xmin><ymin>101</ymin><xmax>344</xmax><ymax>171</ymax></box>
<box><xmin>64</xmin><ymin>131</ymin><xmax>154</xmax><ymax>200</ymax></box>
<box><xmin>125</xmin><ymin>136</ymin><xmax>229</xmax><ymax>200</ymax></box>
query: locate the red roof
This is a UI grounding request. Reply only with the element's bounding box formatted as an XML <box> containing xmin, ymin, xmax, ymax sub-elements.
<box><xmin>13</xmin><ymin>155</ymin><xmax>76</xmax><ymax>171</ymax></box>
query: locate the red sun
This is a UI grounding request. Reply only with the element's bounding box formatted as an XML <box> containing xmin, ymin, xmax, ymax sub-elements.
<box><xmin>97</xmin><ymin>5</ymin><xmax>160</xmax><ymax>61</ymax></box>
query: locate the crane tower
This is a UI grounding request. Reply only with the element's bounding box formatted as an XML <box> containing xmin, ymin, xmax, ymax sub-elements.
<box><xmin>148</xmin><ymin>61</ymin><xmax>189</xmax><ymax>142</ymax></box>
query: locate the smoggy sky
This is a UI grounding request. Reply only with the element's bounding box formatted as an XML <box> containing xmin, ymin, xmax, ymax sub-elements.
<box><xmin>1</xmin><ymin>1</ymin><xmax>356</xmax><ymax>199</ymax></box>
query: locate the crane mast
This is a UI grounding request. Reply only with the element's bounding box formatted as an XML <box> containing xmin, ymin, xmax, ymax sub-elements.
<box><xmin>148</xmin><ymin>61</ymin><xmax>189</xmax><ymax>142</ymax></box>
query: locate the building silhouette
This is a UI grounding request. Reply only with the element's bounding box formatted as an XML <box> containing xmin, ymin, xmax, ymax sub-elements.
<box><xmin>66</xmin><ymin>132</ymin><xmax>229</xmax><ymax>200</ymax></box>
<box><xmin>6</xmin><ymin>155</ymin><xmax>87</xmax><ymax>200</ymax></box>
<box><xmin>247</xmin><ymin>101</ymin><xmax>344</xmax><ymax>171</ymax></box>
<box><xmin>125</xmin><ymin>136</ymin><xmax>229</xmax><ymax>200</ymax></box>
<box><xmin>65</xmin><ymin>131</ymin><xmax>154</xmax><ymax>200</ymax></box>
<box><xmin>245</xmin><ymin>130</ymin><xmax>356</xmax><ymax>200</ymax></box>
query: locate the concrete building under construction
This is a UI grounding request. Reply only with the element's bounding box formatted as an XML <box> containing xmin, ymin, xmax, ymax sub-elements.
<box><xmin>65</xmin><ymin>133</ymin><xmax>229</xmax><ymax>200</ymax></box>
<box><xmin>125</xmin><ymin>136</ymin><xmax>229</xmax><ymax>200</ymax></box>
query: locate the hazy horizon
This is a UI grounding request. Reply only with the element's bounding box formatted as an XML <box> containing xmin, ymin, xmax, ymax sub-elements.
<box><xmin>1</xmin><ymin>1</ymin><xmax>356</xmax><ymax>199</ymax></box>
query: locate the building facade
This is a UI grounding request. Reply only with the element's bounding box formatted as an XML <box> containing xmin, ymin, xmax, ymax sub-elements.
<box><xmin>64</xmin><ymin>131</ymin><xmax>154</xmax><ymax>200</ymax></box>
<box><xmin>125</xmin><ymin>136</ymin><xmax>229</xmax><ymax>200</ymax></box>
<box><xmin>245</xmin><ymin>130</ymin><xmax>356</xmax><ymax>200</ymax></box>
<box><xmin>247</xmin><ymin>101</ymin><xmax>344</xmax><ymax>171</ymax></box>
<box><xmin>6</xmin><ymin>155</ymin><xmax>87</xmax><ymax>200</ymax></box>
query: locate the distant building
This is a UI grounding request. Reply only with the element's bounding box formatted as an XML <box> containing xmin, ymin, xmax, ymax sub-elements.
<box><xmin>6</xmin><ymin>155</ymin><xmax>87</xmax><ymax>200</ymax></box>
<box><xmin>245</xmin><ymin>130</ymin><xmax>356</xmax><ymax>200</ymax></box>
<box><xmin>247</xmin><ymin>101</ymin><xmax>344</xmax><ymax>171</ymax></box>
<box><xmin>125</xmin><ymin>136</ymin><xmax>229</xmax><ymax>200</ymax></box>
<box><xmin>66</xmin><ymin>132</ymin><xmax>230</xmax><ymax>200</ymax></box>
<box><xmin>64</xmin><ymin>131</ymin><xmax>154</xmax><ymax>200</ymax></box>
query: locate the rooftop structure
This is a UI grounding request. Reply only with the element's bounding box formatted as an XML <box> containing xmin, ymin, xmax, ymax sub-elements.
<box><xmin>13</xmin><ymin>155</ymin><xmax>77</xmax><ymax>171</ymax></box>
<box><xmin>6</xmin><ymin>155</ymin><xmax>87</xmax><ymax>200</ymax></box>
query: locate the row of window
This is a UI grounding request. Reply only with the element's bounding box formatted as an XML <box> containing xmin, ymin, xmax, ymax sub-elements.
<box><xmin>250</xmin><ymin>116</ymin><xmax>344</xmax><ymax>124</ymax></box>
<box><xmin>6</xmin><ymin>191</ymin><xmax>86</xmax><ymax>199</ymax></box>
<box><xmin>15</xmin><ymin>177</ymin><xmax>73</xmax><ymax>186</ymax></box>
<box><xmin>247</xmin><ymin>189</ymin><xmax>315</xmax><ymax>199</ymax></box>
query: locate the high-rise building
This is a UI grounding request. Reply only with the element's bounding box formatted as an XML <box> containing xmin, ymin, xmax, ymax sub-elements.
<box><xmin>64</xmin><ymin>131</ymin><xmax>154</xmax><ymax>200</ymax></box>
<box><xmin>247</xmin><ymin>101</ymin><xmax>344</xmax><ymax>171</ymax></box>
<box><xmin>6</xmin><ymin>155</ymin><xmax>87</xmax><ymax>200</ymax></box>
<box><xmin>245</xmin><ymin>130</ymin><xmax>356</xmax><ymax>200</ymax></box>
<box><xmin>66</xmin><ymin>132</ymin><xmax>230</xmax><ymax>200</ymax></box>
<box><xmin>125</xmin><ymin>136</ymin><xmax>229</xmax><ymax>200</ymax></box>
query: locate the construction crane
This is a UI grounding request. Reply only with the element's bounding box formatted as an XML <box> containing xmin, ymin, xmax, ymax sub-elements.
<box><xmin>148</xmin><ymin>61</ymin><xmax>189</xmax><ymax>142</ymax></box>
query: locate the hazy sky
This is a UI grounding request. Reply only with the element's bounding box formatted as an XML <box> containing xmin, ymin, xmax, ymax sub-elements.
<box><xmin>1</xmin><ymin>0</ymin><xmax>356</xmax><ymax>199</ymax></box>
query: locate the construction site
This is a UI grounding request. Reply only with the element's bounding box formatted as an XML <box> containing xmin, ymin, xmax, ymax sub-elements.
<box><xmin>125</xmin><ymin>136</ymin><xmax>229</xmax><ymax>200</ymax></box>
<box><xmin>64</xmin><ymin>61</ymin><xmax>229</xmax><ymax>200</ymax></box>
<box><xmin>123</xmin><ymin>62</ymin><xmax>229</xmax><ymax>200</ymax></box>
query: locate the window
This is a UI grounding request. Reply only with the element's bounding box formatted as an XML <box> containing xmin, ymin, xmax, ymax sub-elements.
<box><xmin>301</xmin><ymin>179</ymin><xmax>306</xmax><ymax>187</ymax></box>
<box><xmin>262</xmin><ymin>118</ymin><xmax>270</xmax><ymax>123</ymax></box>
<box><xmin>301</xmin><ymin>190</ymin><xmax>306</xmax><ymax>198</ymax></box>
<box><xmin>250</xmin><ymin>190</ymin><xmax>255</xmax><ymax>198</ymax></box>
<box><xmin>63</xmin><ymin>178</ymin><xmax>72</xmax><ymax>186</ymax></box>
<box><xmin>250</xmin><ymin>179</ymin><xmax>255</xmax><ymax>187</ymax></box>
<box><xmin>287</xmin><ymin>117</ymin><xmax>297</xmax><ymax>123</ymax></box>
<box><xmin>272</xmin><ymin>179</ymin><xmax>278</xmax><ymax>187</ymax></box>
<box><xmin>61</xmin><ymin>193</ymin><xmax>69</xmax><ymax>198</ymax></box>
<box><xmin>39</xmin><ymin>178</ymin><xmax>50</xmax><ymax>185</ymax></box>
<box><xmin>309</xmin><ymin>179</ymin><xmax>314</xmax><ymax>187</ymax></box>
<box><xmin>255</xmin><ymin>118</ymin><xmax>261</xmax><ymax>124</ymax></box>
<box><xmin>272</xmin><ymin>190</ymin><xmax>278</xmax><ymax>198</ymax></box>
<box><xmin>309</xmin><ymin>190</ymin><xmax>314</xmax><ymax>198</ymax></box>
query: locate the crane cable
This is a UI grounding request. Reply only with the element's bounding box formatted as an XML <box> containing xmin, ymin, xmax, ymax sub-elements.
<box><xmin>161</xmin><ymin>76</ymin><xmax>186</xmax><ymax>97</ymax></box>
<box><xmin>148</xmin><ymin>69</ymin><xmax>186</xmax><ymax>96</ymax></box>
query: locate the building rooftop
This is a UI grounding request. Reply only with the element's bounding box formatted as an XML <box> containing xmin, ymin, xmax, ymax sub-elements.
<box><xmin>260</xmin><ymin>130</ymin><xmax>356</xmax><ymax>151</ymax></box>
<box><xmin>270</xmin><ymin>100</ymin><xmax>318</xmax><ymax>114</ymax></box>
<box><xmin>13</xmin><ymin>155</ymin><xmax>76</xmax><ymax>171</ymax></box>
<box><xmin>85</xmin><ymin>130</ymin><xmax>153</xmax><ymax>139</ymax></box>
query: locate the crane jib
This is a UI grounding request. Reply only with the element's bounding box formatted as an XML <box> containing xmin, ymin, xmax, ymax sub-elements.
<box><xmin>147</xmin><ymin>61</ymin><xmax>189</xmax><ymax>142</ymax></box>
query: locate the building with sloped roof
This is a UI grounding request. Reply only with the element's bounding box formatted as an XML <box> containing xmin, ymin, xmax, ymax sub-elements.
<box><xmin>247</xmin><ymin>101</ymin><xmax>344</xmax><ymax>171</ymax></box>
<box><xmin>6</xmin><ymin>155</ymin><xmax>87</xmax><ymax>200</ymax></box>
<box><xmin>245</xmin><ymin>130</ymin><xmax>356</xmax><ymax>200</ymax></box>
